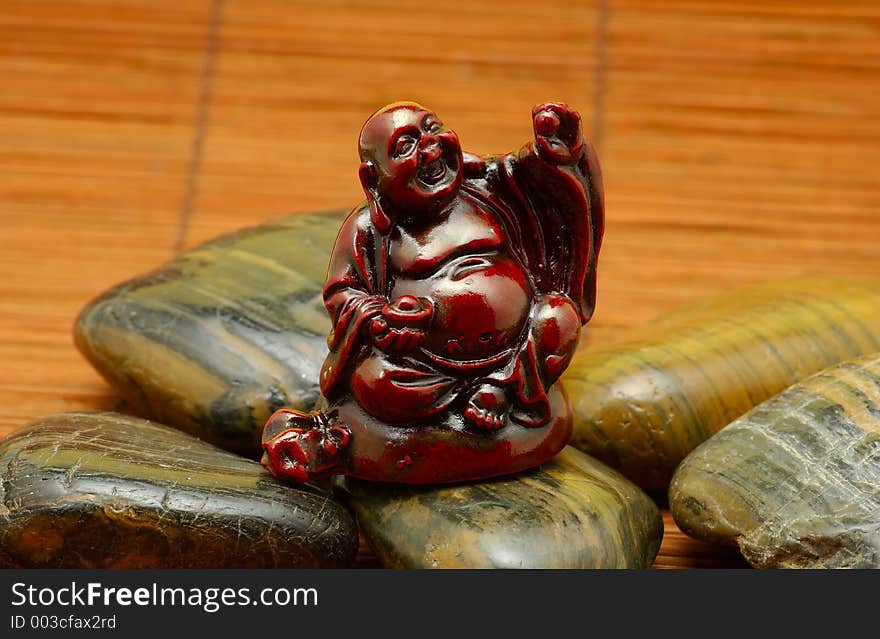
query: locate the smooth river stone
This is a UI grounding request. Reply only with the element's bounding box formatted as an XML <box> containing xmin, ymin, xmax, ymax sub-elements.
<box><xmin>669</xmin><ymin>354</ymin><xmax>880</xmax><ymax>569</ymax></box>
<box><xmin>75</xmin><ymin>211</ymin><xmax>342</xmax><ymax>457</ymax></box>
<box><xmin>0</xmin><ymin>412</ymin><xmax>358</xmax><ymax>568</ymax></box>
<box><xmin>339</xmin><ymin>446</ymin><xmax>662</xmax><ymax>568</ymax></box>
<box><xmin>564</xmin><ymin>277</ymin><xmax>880</xmax><ymax>494</ymax></box>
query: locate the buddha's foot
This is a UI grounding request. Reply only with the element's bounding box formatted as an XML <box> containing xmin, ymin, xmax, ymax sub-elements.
<box><xmin>261</xmin><ymin>408</ymin><xmax>351</xmax><ymax>483</ymax></box>
<box><xmin>464</xmin><ymin>384</ymin><xmax>510</xmax><ymax>431</ymax></box>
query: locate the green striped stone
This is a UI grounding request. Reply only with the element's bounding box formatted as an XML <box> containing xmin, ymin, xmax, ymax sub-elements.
<box><xmin>339</xmin><ymin>446</ymin><xmax>662</xmax><ymax>568</ymax></box>
<box><xmin>0</xmin><ymin>412</ymin><xmax>359</xmax><ymax>568</ymax></box>
<box><xmin>75</xmin><ymin>211</ymin><xmax>343</xmax><ymax>457</ymax></box>
<box><xmin>564</xmin><ymin>278</ymin><xmax>880</xmax><ymax>494</ymax></box>
<box><xmin>669</xmin><ymin>353</ymin><xmax>880</xmax><ymax>568</ymax></box>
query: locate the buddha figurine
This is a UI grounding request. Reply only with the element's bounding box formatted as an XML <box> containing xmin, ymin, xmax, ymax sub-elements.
<box><xmin>262</xmin><ymin>101</ymin><xmax>604</xmax><ymax>484</ymax></box>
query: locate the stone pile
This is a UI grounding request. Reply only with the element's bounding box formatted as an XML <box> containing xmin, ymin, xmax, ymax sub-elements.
<box><xmin>4</xmin><ymin>212</ymin><xmax>877</xmax><ymax>568</ymax></box>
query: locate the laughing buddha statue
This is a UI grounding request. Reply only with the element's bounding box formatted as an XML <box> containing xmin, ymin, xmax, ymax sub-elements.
<box><xmin>262</xmin><ymin>101</ymin><xmax>604</xmax><ymax>484</ymax></box>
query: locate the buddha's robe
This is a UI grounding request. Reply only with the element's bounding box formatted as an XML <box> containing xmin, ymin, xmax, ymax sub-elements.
<box><xmin>319</xmin><ymin>140</ymin><xmax>603</xmax><ymax>427</ymax></box>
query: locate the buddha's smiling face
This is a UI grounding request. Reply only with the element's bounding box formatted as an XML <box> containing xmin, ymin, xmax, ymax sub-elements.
<box><xmin>359</xmin><ymin>103</ymin><xmax>463</xmax><ymax>216</ymax></box>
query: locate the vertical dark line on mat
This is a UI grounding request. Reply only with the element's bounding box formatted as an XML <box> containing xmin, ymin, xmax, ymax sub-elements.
<box><xmin>591</xmin><ymin>0</ymin><xmax>609</xmax><ymax>151</ymax></box>
<box><xmin>175</xmin><ymin>0</ymin><xmax>224</xmax><ymax>254</ymax></box>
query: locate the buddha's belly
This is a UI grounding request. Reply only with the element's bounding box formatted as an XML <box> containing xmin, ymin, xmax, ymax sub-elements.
<box><xmin>391</xmin><ymin>253</ymin><xmax>532</xmax><ymax>365</ymax></box>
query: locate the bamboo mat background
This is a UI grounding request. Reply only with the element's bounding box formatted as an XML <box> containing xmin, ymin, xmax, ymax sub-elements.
<box><xmin>1</xmin><ymin>0</ymin><xmax>878</xmax><ymax>569</ymax></box>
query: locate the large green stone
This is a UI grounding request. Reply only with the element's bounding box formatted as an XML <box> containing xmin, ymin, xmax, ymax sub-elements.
<box><xmin>339</xmin><ymin>446</ymin><xmax>662</xmax><ymax>568</ymax></box>
<box><xmin>0</xmin><ymin>412</ymin><xmax>359</xmax><ymax>568</ymax></box>
<box><xmin>75</xmin><ymin>212</ymin><xmax>343</xmax><ymax>457</ymax></box>
<box><xmin>564</xmin><ymin>278</ymin><xmax>880</xmax><ymax>494</ymax></box>
<box><xmin>669</xmin><ymin>354</ymin><xmax>880</xmax><ymax>568</ymax></box>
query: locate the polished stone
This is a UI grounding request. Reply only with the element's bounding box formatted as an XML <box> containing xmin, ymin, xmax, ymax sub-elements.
<box><xmin>75</xmin><ymin>212</ymin><xmax>343</xmax><ymax>457</ymax></box>
<box><xmin>670</xmin><ymin>353</ymin><xmax>880</xmax><ymax>568</ymax></box>
<box><xmin>0</xmin><ymin>412</ymin><xmax>359</xmax><ymax>568</ymax></box>
<box><xmin>564</xmin><ymin>277</ymin><xmax>880</xmax><ymax>494</ymax></box>
<box><xmin>339</xmin><ymin>446</ymin><xmax>662</xmax><ymax>568</ymax></box>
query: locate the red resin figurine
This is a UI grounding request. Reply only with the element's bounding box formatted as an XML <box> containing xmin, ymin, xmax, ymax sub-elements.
<box><xmin>261</xmin><ymin>101</ymin><xmax>604</xmax><ymax>484</ymax></box>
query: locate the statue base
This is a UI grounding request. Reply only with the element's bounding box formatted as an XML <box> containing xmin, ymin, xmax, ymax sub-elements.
<box><xmin>261</xmin><ymin>383</ymin><xmax>572</xmax><ymax>484</ymax></box>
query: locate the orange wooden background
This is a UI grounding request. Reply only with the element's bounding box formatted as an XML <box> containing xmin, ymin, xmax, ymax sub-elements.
<box><xmin>1</xmin><ymin>0</ymin><xmax>878</xmax><ymax>568</ymax></box>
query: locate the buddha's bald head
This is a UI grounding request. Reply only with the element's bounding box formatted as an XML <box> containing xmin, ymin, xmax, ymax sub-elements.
<box><xmin>358</xmin><ymin>102</ymin><xmax>463</xmax><ymax>217</ymax></box>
